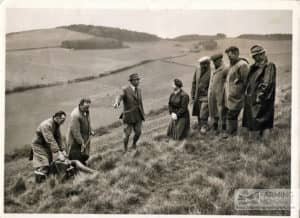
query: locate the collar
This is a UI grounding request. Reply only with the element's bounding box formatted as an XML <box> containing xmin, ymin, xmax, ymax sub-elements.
<box><xmin>78</xmin><ymin>106</ymin><xmax>89</xmax><ymax>116</ymax></box>
<box><xmin>255</xmin><ymin>57</ymin><xmax>268</xmax><ymax>68</ymax></box>
<box><xmin>174</xmin><ymin>89</ymin><xmax>181</xmax><ymax>95</ymax></box>
<box><xmin>130</xmin><ymin>85</ymin><xmax>136</xmax><ymax>91</ymax></box>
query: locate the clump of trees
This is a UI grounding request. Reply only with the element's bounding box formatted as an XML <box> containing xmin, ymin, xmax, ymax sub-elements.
<box><xmin>61</xmin><ymin>37</ymin><xmax>124</xmax><ymax>49</ymax></box>
<box><xmin>60</xmin><ymin>24</ymin><xmax>160</xmax><ymax>42</ymax></box>
<box><xmin>238</xmin><ymin>34</ymin><xmax>292</xmax><ymax>40</ymax></box>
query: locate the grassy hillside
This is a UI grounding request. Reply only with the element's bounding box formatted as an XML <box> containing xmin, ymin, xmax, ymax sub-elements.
<box><xmin>6</xmin><ymin>28</ymin><xmax>93</xmax><ymax>50</ymax></box>
<box><xmin>60</xmin><ymin>24</ymin><xmax>160</xmax><ymax>42</ymax></box>
<box><xmin>61</xmin><ymin>37</ymin><xmax>124</xmax><ymax>50</ymax></box>
<box><xmin>4</xmin><ymin>83</ymin><xmax>291</xmax><ymax>214</ymax></box>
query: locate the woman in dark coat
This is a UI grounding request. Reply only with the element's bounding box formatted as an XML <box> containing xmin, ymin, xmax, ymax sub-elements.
<box><xmin>167</xmin><ymin>79</ymin><xmax>190</xmax><ymax>140</ymax></box>
<box><xmin>242</xmin><ymin>45</ymin><xmax>276</xmax><ymax>136</ymax></box>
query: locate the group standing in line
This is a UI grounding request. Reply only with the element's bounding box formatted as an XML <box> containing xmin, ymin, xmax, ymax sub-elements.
<box><xmin>30</xmin><ymin>44</ymin><xmax>276</xmax><ymax>182</ymax></box>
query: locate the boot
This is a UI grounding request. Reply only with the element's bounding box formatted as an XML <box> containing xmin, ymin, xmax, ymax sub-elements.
<box><xmin>227</xmin><ymin>119</ymin><xmax>238</xmax><ymax>135</ymax></box>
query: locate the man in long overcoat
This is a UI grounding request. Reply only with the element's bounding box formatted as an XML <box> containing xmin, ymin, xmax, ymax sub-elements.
<box><xmin>242</xmin><ymin>45</ymin><xmax>276</xmax><ymax>139</ymax></box>
<box><xmin>68</xmin><ymin>98</ymin><xmax>93</xmax><ymax>165</ymax></box>
<box><xmin>31</xmin><ymin>111</ymin><xmax>67</xmax><ymax>182</ymax></box>
<box><xmin>114</xmin><ymin>73</ymin><xmax>145</xmax><ymax>152</ymax></box>
<box><xmin>224</xmin><ymin>46</ymin><xmax>249</xmax><ymax>136</ymax></box>
<box><xmin>191</xmin><ymin>56</ymin><xmax>211</xmax><ymax>133</ymax></box>
<box><xmin>208</xmin><ymin>53</ymin><xmax>228</xmax><ymax>133</ymax></box>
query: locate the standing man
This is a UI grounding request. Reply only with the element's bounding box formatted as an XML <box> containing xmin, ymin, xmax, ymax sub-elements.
<box><xmin>242</xmin><ymin>45</ymin><xmax>276</xmax><ymax>140</ymax></box>
<box><xmin>31</xmin><ymin>111</ymin><xmax>67</xmax><ymax>183</ymax></box>
<box><xmin>191</xmin><ymin>56</ymin><xmax>211</xmax><ymax>134</ymax></box>
<box><xmin>68</xmin><ymin>98</ymin><xmax>93</xmax><ymax>165</ymax></box>
<box><xmin>224</xmin><ymin>46</ymin><xmax>249</xmax><ymax>136</ymax></box>
<box><xmin>114</xmin><ymin>73</ymin><xmax>145</xmax><ymax>152</ymax></box>
<box><xmin>208</xmin><ymin>53</ymin><xmax>228</xmax><ymax>134</ymax></box>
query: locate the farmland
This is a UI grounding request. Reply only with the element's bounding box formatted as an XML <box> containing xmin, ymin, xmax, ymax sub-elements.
<box><xmin>4</xmin><ymin>27</ymin><xmax>292</xmax><ymax>214</ymax></box>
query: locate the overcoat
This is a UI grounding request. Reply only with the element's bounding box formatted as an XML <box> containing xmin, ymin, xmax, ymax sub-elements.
<box><xmin>242</xmin><ymin>60</ymin><xmax>276</xmax><ymax>130</ymax></box>
<box><xmin>68</xmin><ymin>107</ymin><xmax>92</xmax><ymax>161</ymax></box>
<box><xmin>118</xmin><ymin>86</ymin><xmax>145</xmax><ymax>124</ymax></box>
<box><xmin>208</xmin><ymin>64</ymin><xmax>228</xmax><ymax>118</ymax></box>
<box><xmin>32</xmin><ymin>118</ymin><xmax>63</xmax><ymax>168</ymax></box>
<box><xmin>224</xmin><ymin>58</ymin><xmax>249</xmax><ymax>111</ymax></box>
<box><xmin>191</xmin><ymin>66</ymin><xmax>211</xmax><ymax>116</ymax></box>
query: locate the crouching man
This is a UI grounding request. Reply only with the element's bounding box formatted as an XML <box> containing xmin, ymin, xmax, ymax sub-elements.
<box><xmin>31</xmin><ymin>111</ymin><xmax>67</xmax><ymax>183</ymax></box>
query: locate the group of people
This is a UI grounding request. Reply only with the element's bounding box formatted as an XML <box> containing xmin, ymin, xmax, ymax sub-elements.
<box><xmin>30</xmin><ymin>44</ymin><xmax>276</xmax><ymax>183</ymax></box>
<box><xmin>167</xmin><ymin>44</ymin><xmax>276</xmax><ymax>141</ymax></box>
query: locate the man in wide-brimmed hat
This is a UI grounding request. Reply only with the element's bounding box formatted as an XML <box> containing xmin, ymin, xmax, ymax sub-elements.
<box><xmin>208</xmin><ymin>53</ymin><xmax>228</xmax><ymax>134</ymax></box>
<box><xmin>191</xmin><ymin>56</ymin><xmax>211</xmax><ymax>133</ymax></box>
<box><xmin>224</xmin><ymin>46</ymin><xmax>249</xmax><ymax>136</ymax></box>
<box><xmin>114</xmin><ymin>73</ymin><xmax>145</xmax><ymax>152</ymax></box>
<box><xmin>242</xmin><ymin>45</ymin><xmax>276</xmax><ymax>141</ymax></box>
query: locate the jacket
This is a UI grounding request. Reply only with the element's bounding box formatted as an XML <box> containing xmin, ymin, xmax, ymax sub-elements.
<box><xmin>117</xmin><ymin>86</ymin><xmax>145</xmax><ymax>124</ymax></box>
<box><xmin>224</xmin><ymin>58</ymin><xmax>249</xmax><ymax>111</ymax></box>
<box><xmin>191</xmin><ymin>66</ymin><xmax>211</xmax><ymax>116</ymax></box>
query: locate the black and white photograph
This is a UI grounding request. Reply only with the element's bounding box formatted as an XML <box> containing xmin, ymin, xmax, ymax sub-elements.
<box><xmin>1</xmin><ymin>0</ymin><xmax>299</xmax><ymax>216</ymax></box>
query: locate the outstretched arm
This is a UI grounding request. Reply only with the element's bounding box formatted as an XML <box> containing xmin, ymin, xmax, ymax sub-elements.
<box><xmin>70</xmin><ymin>160</ymin><xmax>97</xmax><ymax>174</ymax></box>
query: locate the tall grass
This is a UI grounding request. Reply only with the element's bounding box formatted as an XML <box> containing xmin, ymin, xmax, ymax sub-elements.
<box><xmin>5</xmin><ymin>87</ymin><xmax>291</xmax><ymax>215</ymax></box>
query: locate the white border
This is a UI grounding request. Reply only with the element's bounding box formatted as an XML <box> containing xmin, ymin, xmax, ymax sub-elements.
<box><xmin>0</xmin><ymin>1</ymin><xmax>299</xmax><ymax>218</ymax></box>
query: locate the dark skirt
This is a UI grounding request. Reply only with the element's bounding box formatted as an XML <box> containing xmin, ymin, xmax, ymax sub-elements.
<box><xmin>167</xmin><ymin>116</ymin><xmax>190</xmax><ymax>140</ymax></box>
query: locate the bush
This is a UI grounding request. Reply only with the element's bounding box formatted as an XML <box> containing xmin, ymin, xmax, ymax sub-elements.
<box><xmin>202</xmin><ymin>40</ymin><xmax>218</xmax><ymax>50</ymax></box>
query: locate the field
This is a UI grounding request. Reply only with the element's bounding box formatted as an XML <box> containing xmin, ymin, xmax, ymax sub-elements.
<box><xmin>5</xmin><ymin>29</ymin><xmax>292</xmax><ymax>214</ymax></box>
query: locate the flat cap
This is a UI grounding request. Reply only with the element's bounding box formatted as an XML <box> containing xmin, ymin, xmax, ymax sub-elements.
<box><xmin>129</xmin><ymin>73</ymin><xmax>140</xmax><ymax>81</ymax></box>
<box><xmin>197</xmin><ymin>56</ymin><xmax>210</xmax><ymax>63</ymax></box>
<box><xmin>225</xmin><ymin>46</ymin><xmax>239</xmax><ymax>53</ymax></box>
<box><xmin>174</xmin><ymin>78</ymin><xmax>183</xmax><ymax>88</ymax></box>
<box><xmin>250</xmin><ymin>45</ymin><xmax>266</xmax><ymax>57</ymax></box>
<box><xmin>211</xmin><ymin>53</ymin><xmax>223</xmax><ymax>61</ymax></box>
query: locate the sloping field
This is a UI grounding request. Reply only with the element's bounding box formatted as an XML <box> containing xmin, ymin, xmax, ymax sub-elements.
<box><xmin>5</xmin><ymin>60</ymin><xmax>194</xmax><ymax>153</ymax></box>
<box><xmin>4</xmin><ymin>81</ymin><xmax>291</xmax><ymax>215</ymax></box>
<box><xmin>6</xmin><ymin>40</ymin><xmax>184</xmax><ymax>90</ymax></box>
<box><xmin>6</xmin><ymin>28</ymin><xmax>93</xmax><ymax>50</ymax></box>
<box><xmin>5</xmin><ymin>38</ymin><xmax>292</xmax><ymax>214</ymax></box>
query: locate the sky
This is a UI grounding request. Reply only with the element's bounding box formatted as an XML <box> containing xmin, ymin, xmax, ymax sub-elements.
<box><xmin>6</xmin><ymin>9</ymin><xmax>292</xmax><ymax>38</ymax></box>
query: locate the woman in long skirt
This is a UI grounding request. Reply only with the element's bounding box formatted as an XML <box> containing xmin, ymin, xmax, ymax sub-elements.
<box><xmin>167</xmin><ymin>79</ymin><xmax>190</xmax><ymax>140</ymax></box>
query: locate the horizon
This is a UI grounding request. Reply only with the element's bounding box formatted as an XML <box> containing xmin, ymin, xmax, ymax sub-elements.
<box><xmin>6</xmin><ymin>9</ymin><xmax>292</xmax><ymax>38</ymax></box>
<box><xmin>5</xmin><ymin>24</ymin><xmax>293</xmax><ymax>39</ymax></box>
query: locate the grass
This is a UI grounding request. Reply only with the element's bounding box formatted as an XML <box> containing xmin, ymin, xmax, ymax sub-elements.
<box><xmin>4</xmin><ymin>86</ymin><xmax>291</xmax><ymax>214</ymax></box>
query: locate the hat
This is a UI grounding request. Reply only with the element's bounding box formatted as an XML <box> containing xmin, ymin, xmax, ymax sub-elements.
<box><xmin>250</xmin><ymin>45</ymin><xmax>265</xmax><ymax>57</ymax></box>
<box><xmin>225</xmin><ymin>46</ymin><xmax>239</xmax><ymax>54</ymax></box>
<box><xmin>211</xmin><ymin>53</ymin><xmax>223</xmax><ymax>61</ymax></box>
<box><xmin>129</xmin><ymin>73</ymin><xmax>140</xmax><ymax>81</ymax></box>
<box><xmin>174</xmin><ymin>78</ymin><xmax>183</xmax><ymax>88</ymax></box>
<box><xmin>197</xmin><ymin>56</ymin><xmax>210</xmax><ymax>64</ymax></box>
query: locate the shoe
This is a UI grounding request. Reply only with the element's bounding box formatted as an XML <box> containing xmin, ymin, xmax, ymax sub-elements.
<box><xmin>200</xmin><ymin>126</ymin><xmax>207</xmax><ymax>134</ymax></box>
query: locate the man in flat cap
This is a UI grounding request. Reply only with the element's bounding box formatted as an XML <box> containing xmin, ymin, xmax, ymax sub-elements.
<box><xmin>242</xmin><ymin>45</ymin><xmax>276</xmax><ymax>140</ymax></box>
<box><xmin>68</xmin><ymin>98</ymin><xmax>94</xmax><ymax>165</ymax></box>
<box><xmin>208</xmin><ymin>53</ymin><xmax>228</xmax><ymax>134</ymax></box>
<box><xmin>191</xmin><ymin>56</ymin><xmax>211</xmax><ymax>133</ymax></box>
<box><xmin>114</xmin><ymin>73</ymin><xmax>145</xmax><ymax>152</ymax></box>
<box><xmin>224</xmin><ymin>46</ymin><xmax>249</xmax><ymax>136</ymax></box>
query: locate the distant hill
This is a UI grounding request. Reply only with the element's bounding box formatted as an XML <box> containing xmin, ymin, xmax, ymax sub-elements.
<box><xmin>237</xmin><ymin>34</ymin><xmax>292</xmax><ymax>40</ymax></box>
<box><xmin>172</xmin><ymin>33</ymin><xmax>226</xmax><ymax>41</ymax></box>
<box><xmin>59</xmin><ymin>24</ymin><xmax>161</xmax><ymax>42</ymax></box>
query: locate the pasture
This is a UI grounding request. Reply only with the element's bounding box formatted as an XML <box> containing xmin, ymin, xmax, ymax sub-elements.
<box><xmin>4</xmin><ymin>33</ymin><xmax>292</xmax><ymax>214</ymax></box>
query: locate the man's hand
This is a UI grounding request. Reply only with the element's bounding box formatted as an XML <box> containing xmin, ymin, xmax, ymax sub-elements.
<box><xmin>62</xmin><ymin>150</ymin><xmax>67</xmax><ymax>158</ymax></box>
<box><xmin>190</xmin><ymin>99</ymin><xmax>195</xmax><ymax>106</ymax></box>
<box><xmin>171</xmin><ymin>113</ymin><xmax>178</xmax><ymax>121</ymax></box>
<box><xmin>90</xmin><ymin>130</ymin><xmax>95</xmax><ymax>136</ymax></box>
<box><xmin>81</xmin><ymin>144</ymin><xmax>86</xmax><ymax>153</ymax></box>
<box><xmin>57</xmin><ymin>151</ymin><xmax>66</xmax><ymax>161</ymax></box>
